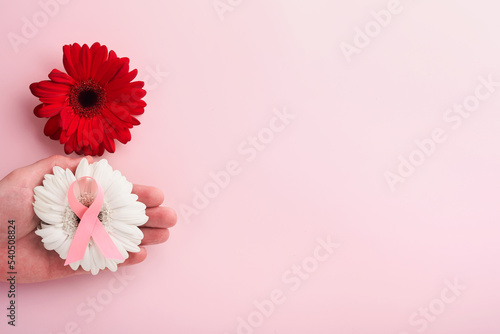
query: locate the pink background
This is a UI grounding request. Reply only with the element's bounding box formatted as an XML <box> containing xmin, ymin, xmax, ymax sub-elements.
<box><xmin>1</xmin><ymin>0</ymin><xmax>500</xmax><ymax>333</ymax></box>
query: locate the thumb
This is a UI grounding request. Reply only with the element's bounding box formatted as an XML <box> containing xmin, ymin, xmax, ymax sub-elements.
<box><xmin>29</xmin><ymin>155</ymin><xmax>94</xmax><ymax>187</ymax></box>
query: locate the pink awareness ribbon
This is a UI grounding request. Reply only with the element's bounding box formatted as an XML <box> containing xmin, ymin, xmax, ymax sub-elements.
<box><xmin>64</xmin><ymin>176</ymin><xmax>124</xmax><ymax>265</ymax></box>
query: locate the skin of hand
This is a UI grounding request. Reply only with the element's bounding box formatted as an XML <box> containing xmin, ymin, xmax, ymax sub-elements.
<box><xmin>0</xmin><ymin>155</ymin><xmax>177</xmax><ymax>283</ymax></box>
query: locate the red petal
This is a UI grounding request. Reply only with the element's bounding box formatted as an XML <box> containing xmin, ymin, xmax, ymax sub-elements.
<box><xmin>34</xmin><ymin>103</ymin><xmax>64</xmax><ymax>117</ymax></box>
<box><xmin>80</xmin><ymin>44</ymin><xmax>91</xmax><ymax>80</ymax></box>
<box><xmin>126</xmin><ymin>100</ymin><xmax>147</xmax><ymax>108</ymax></box>
<box><xmin>108</xmin><ymin>50</ymin><xmax>117</xmax><ymax>60</ymax></box>
<box><xmin>90</xmin><ymin>42</ymin><xmax>101</xmax><ymax>50</ymax></box>
<box><xmin>82</xmin><ymin>146</ymin><xmax>92</xmax><ymax>155</ymax></box>
<box><xmin>102</xmin><ymin>110</ymin><xmax>131</xmax><ymax>138</ymax></box>
<box><xmin>60</xmin><ymin>106</ymin><xmax>75</xmax><ymax>128</ymax></box>
<box><xmin>48</xmin><ymin>69</ymin><xmax>75</xmax><ymax>85</ymax></box>
<box><xmin>39</xmin><ymin>95</ymin><xmax>67</xmax><ymax>104</ymax></box>
<box><xmin>102</xmin><ymin>109</ymin><xmax>131</xmax><ymax>144</ymax></box>
<box><xmin>98</xmin><ymin>144</ymin><xmax>105</xmax><ymax>156</ymax></box>
<box><xmin>112</xmin><ymin>58</ymin><xmax>130</xmax><ymax>80</ymax></box>
<box><xmin>108</xmin><ymin>100</ymin><xmax>146</xmax><ymax>116</ymax></box>
<box><xmin>37</xmin><ymin>81</ymin><xmax>70</xmax><ymax>93</ymax></box>
<box><xmin>89</xmin><ymin>119</ymin><xmax>99</xmax><ymax>149</ymax></box>
<box><xmin>101</xmin><ymin>113</ymin><xmax>120</xmax><ymax>137</ymax></box>
<box><xmin>74</xmin><ymin>132</ymin><xmax>82</xmax><ymax>154</ymax></box>
<box><xmin>43</xmin><ymin>116</ymin><xmax>60</xmax><ymax>136</ymax></box>
<box><xmin>130</xmin><ymin>116</ymin><xmax>140</xmax><ymax>125</ymax></box>
<box><xmin>90</xmin><ymin>144</ymin><xmax>98</xmax><ymax>156</ymax></box>
<box><xmin>62</xmin><ymin>44</ymin><xmax>79</xmax><ymax>80</ymax></box>
<box><xmin>77</xmin><ymin>117</ymin><xmax>85</xmax><ymax>148</ymax></box>
<box><xmin>60</xmin><ymin>130</ymin><xmax>69</xmax><ymax>144</ymax></box>
<box><xmin>90</xmin><ymin>44</ymin><xmax>108</xmax><ymax>78</ymax></box>
<box><xmin>66</xmin><ymin>114</ymin><xmax>80</xmax><ymax>137</ymax></box>
<box><xmin>106</xmin><ymin>69</ymin><xmax>137</xmax><ymax>92</ymax></box>
<box><xmin>106</xmin><ymin>103</ymin><xmax>134</xmax><ymax>124</ymax></box>
<box><xmin>92</xmin><ymin>117</ymin><xmax>104</xmax><ymax>144</ymax></box>
<box><xmin>30</xmin><ymin>81</ymin><xmax>68</xmax><ymax>98</ymax></box>
<box><xmin>64</xmin><ymin>138</ymin><xmax>74</xmax><ymax>154</ymax></box>
<box><xmin>83</xmin><ymin>117</ymin><xmax>91</xmax><ymax>146</ymax></box>
<box><xmin>70</xmin><ymin>43</ymin><xmax>83</xmax><ymax>80</ymax></box>
<box><xmin>50</xmin><ymin>128</ymin><xmax>62</xmax><ymax>140</ymax></box>
<box><xmin>103</xmin><ymin>130</ymin><xmax>115</xmax><ymax>153</ymax></box>
<box><xmin>96</xmin><ymin>58</ymin><xmax>127</xmax><ymax>86</ymax></box>
<box><xmin>128</xmin><ymin>107</ymin><xmax>145</xmax><ymax>116</ymax></box>
<box><xmin>115</xmin><ymin>127</ymin><xmax>131</xmax><ymax>144</ymax></box>
<box><xmin>59</xmin><ymin>105</ymin><xmax>73</xmax><ymax>121</ymax></box>
<box><xmin>107</xmin><ymin>81</ymin><xmax>145</xmax><ymax>101</ymax></box>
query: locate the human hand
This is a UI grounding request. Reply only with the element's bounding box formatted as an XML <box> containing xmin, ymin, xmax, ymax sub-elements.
<box><xmin>0</xmin><ymin>155</ymin><xmax>176</xmax><ymax>283</ymax></box>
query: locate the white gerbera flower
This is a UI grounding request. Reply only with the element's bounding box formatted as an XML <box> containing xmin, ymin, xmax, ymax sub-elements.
<box><xmin>34</xmin><ymin>158</ymin><xmax>148</xmax><ymax>275</ymax></box>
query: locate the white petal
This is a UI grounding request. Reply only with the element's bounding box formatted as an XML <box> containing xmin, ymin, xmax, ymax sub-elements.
<box><xmin>103</xmin><ymin>176</ymin><xmax>130</xmax><ymax>199</ymax></box>
<box><xmin>92</xmin><ymin>242</ymin><xmax>106</xmax><ymax>269</ymax></box>
<box><xmin>80</xmin><ymin>246</ymin><xmax>92</xmax><ymax>271</ymax></box>
<box><xmin>107</xmin><ymin>193</ymin><xmax>138</xmax><ymax>210</ymax></box>
<box><xmin>35</xmin><ymin>187</ymin><xmax>62</xmax><ymax>206</ymax></box>
<box><xmin>39</xmin><ymin>228</ymin><xmax>65</xmax><ymax>243</ymax></box>
<box><xmin>52</xmin><ymin>166</ymin><xmax>66</xmax><ymax>179</ymax></box>
<box><xmin>33</xmin><ymin>203</ymin><xmax>63</xmax><ymax>225</ymax></box>
<box><xmin>75</xmin><ymin>158</ymin><xmax>91</xmax><ymax>178</ymax></box>
<box><xmin>92</xmin><ymin>160</ymin><xmax>113</xmax><ymax>187</ymax></box>
<box><xmin>105</xmin><ymin>259</ymin><xmax>118</xmax><ymax>272</ymax></box>
<box><xmin>50</xmin><ymin>203</ymin><xmax>68</xmax><ymax>212</ymax></box>
<box><xmin>111</xmin><ymin>209</ymin><xmax>148</xmax><ymax>225</ymax></box>
<box><xmin>109</xmin><ymin>230</ymin><xmax>143</xmax><ymax>246</ymax></box>
<box><xmin>87</xmin><ymin>246</ymin><xmax>99</xmax><ymax>275</ymax></box>
<box><xmin>33</xmin><ymin>209</ymin><xmax>62</xmax><ymax>224</ymax></box>
<box><xmin>44</xmin><ymin>236</ymin><xmax>67</xmax><ymax>251</ymax></box>
<box><xmin>55</xmin><ymin>238</ymin><xmax>72</xmax><ymax>259</ymax></box>
<box><xmin>65</xmin><ymin>168</ymin><xmax>77</xmax><ymax>186</ymax></box>
<box><xmin>37</xmin><ymin>228</ymin><xmax>67</xmax><ymax>250</ymax></box>
<box><xmin>52</xmin><ymin>167</ymin><xmax>72</xmax><ymax>191</ymax></box>
<box><xmin>103</xmin><ymin>171</ymin><xmax>126</xmax><ymax>193</ymax></box>
<box><xmin>111</xmin><ymin>223</ymin><xmax>144</xmax><ymax>240</ymax></box>
<box><xmin>69</xmin><ymin>261</ymin><xmax>80</xmax><ymax>271</ymax></box>
<box><xmin>111</xmin><ymin>232</ymin><xmax>141</xmax><ymax>252</ymax></box>
<box><xmin>110</xmin><ymin>235</ymin><xmax>130</xmax><ymax>259</ymax></box>
<box><xmin>35</xmin><ymin>226</ymin><xmax>61</xmax><ymax>239</ymax></box>
<box><xmin>42</xmin><ymin>175</ymin><xmax>66</xmax><ymax>202</ymax></box>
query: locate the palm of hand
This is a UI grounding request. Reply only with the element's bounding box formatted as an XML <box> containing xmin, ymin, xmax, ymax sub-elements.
<box><xmin>0</xmin><ymin>156</ymin><xmax>176</xmax><ymax>283</ymax></box>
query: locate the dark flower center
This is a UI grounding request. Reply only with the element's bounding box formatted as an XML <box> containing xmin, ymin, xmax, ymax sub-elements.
<box><xmin>69</xmin><ymin>80</ymin><xmax>106</xmax><ymax>117</ymax></box>
<box><xmin>78</xmin><ymin>90</ymin><xmax>99</xmax><ymax>108</ymax></box>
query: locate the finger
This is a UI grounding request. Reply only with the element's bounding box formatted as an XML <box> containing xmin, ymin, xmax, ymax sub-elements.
<box><xmin>119</xmin><ymin>247</ymin><xmax>147</xmax><ymax>266</ymax></box>
<box><xmin>28</xmin><ymin>155</ymin><xmax>93</xmax><ymax>186</ymax></box>
<box><xmin>132</xmin><ymin>184</ymin><xmax>164</xmax><ymax>207</ymax></box>
<box><xmin>145</xmin><ymin>206</ymin><xmax>177</xmax><ymax>228</ymax></box>
<box><xmin>139</xmin><ymin>227</ymin><xmax>170</xmax><ymax>245</ymax></box>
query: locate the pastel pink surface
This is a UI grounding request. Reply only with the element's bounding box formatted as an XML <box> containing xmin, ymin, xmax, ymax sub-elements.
<box><xmin>1</xmin><ymin>0</ymin><xmax>500</xmax><ymax>333</ymax></box>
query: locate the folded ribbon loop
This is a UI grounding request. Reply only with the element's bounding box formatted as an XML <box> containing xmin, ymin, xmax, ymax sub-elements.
<box><xmin>64</xmin><ymin>176</ymin><xmax>124</xmax><ymax>265</ymax></box>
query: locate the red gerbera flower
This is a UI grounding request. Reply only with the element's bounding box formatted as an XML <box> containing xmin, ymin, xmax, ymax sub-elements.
<box><xmin>30</xmin><ymin>42</ymin><xmax>146</xmax><ymax>156</ymax></box>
